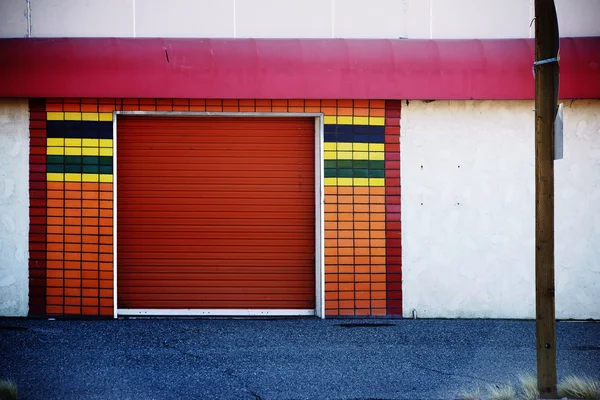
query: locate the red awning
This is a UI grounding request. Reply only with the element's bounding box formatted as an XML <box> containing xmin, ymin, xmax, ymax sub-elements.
<box><xmin>0</xmin><ymin>37</ymin><xmax>598</xmax><ymax>100</ymax></box>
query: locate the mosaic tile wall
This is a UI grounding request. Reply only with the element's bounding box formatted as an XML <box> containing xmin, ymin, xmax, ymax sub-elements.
<box><xmin>28</xmin><ymin>98</ymin><xmax>401</xmax><ymax>317</ymax></box>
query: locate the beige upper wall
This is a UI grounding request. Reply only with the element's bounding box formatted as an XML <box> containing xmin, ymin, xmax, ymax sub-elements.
<box><xmin>1</xmin><ymin>0</ymin><xmax>599</xmax><ymax>39</ymax></box>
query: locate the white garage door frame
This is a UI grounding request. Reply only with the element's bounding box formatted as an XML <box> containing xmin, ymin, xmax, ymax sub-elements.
<box><xmin>112</xmin><ymin>111</ymin><xmax>325</xmax><ymax>319</ymax></box>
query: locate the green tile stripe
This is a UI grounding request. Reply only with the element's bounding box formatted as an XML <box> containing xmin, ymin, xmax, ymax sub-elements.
<box><xmin>324</xmin><ymin>160</ymin><xmax>384</xmax><ymax>170</ymax></box>
<box><xmin>47</xmin><ymin>164</ymin><xmax>113</xmax><ymax>174</ymax></box>
<box><xmin>46</xmin><ymin>155</ymin><xmax>113</xmax><ymax>174</ymax></box>
<box><xmin>324</xmin><ymin>159</ymin><xmax>385</xmax><ymax>178</ymax></box>
<box><xmin>324</xmin><ymin>168</ymin><xmax>384</xmax><ymax>178</ymax></box>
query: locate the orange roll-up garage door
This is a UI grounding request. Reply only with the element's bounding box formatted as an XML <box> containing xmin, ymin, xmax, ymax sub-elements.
<box><xmin>116</xmin><ymin>116</ymin><xmax>316</xmax><ymax>311</ymax></box>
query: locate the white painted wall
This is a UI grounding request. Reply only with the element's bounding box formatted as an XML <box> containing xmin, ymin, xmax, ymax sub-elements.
<box><xmin>401</xmin><ymin>100</ymin><xmax>600</xmax><ymax>319</ymax></box>
<box><xmin>0</xmin><ymin>99</ymin><xmax>29</xmax><ymax>317</ymax></box>
<box><xmin>1</xmin><ymin>0</ymin><xmax>599</xmax><ymax>39</ymax></box>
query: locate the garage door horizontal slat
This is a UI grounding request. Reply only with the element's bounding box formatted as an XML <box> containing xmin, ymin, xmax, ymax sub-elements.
<box><xmin>117</xmin><ymin>116</ymin><xmax>315</xmax><ymax>311</ymax></box>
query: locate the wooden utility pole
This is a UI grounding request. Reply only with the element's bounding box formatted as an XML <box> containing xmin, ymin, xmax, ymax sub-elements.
<box><xmin>534</xmin><ymin>0</ymin><xmax>560</xmax><ymax>398</ymax></box>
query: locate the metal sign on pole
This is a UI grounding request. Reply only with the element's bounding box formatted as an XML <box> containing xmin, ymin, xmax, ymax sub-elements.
<box><xmin>534</xmin><ymin>0</ymin><xmax>560</xmax><ymax>398</ymax></box>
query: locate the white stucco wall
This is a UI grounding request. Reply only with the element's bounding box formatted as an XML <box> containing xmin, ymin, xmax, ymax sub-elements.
<box><xmin>0</xmin><ymin>99</ymin><xmax>29</xmax><ymax>317</ymax></box>
<box><xmin>1</xmin><ymin>0</ymin><xmax>599</xmax><ymax>39</ymax></box>
<box><xmin>401</xmin><ymin>100</ymin><xmax>600</xmax><ymax>319</ymax></box>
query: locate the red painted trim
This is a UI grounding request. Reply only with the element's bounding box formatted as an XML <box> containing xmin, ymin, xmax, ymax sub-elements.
<box><xmin>1</xmin><ymin>38</ymin><xmax>599</xmax><ymax>100</ymax></box>
<box><xmin>385</xmin><ymin>100</ymin><xmax>402</xmax><ymax>317</ymax></box>
<box><xmin>28</xmin><ymin>98</ymin><xmax>47</xmax><ymax>317</ymax></box>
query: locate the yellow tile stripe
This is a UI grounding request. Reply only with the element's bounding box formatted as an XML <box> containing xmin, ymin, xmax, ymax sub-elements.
<box><xmin>47</xmin><ymin>173</ymin><xmax>113</xmax><ymax>183</ymax></box>
<box><xmin>47</xmin><ymin>147</ymin><xmax>113</xmax><ymax>156</ymax></box>
<box><xmin>47</xmin><ymin>138</ymin><xmax>113</xmax><ymax>147</ymax></box>
<box><xmin>324</xmin><ymin>177</ymin><xmax>385</xmax><ymax>187</ymax></box>
<box><xmin>324</xmin><ymin>150</ymin><xmax>384</xmax><ymax>161</ymax></box>
<box><xmin>47</xmin><ymin>112</ymin><xmax>113</xmax><ymax>121</ymax></box>
<box><xmin>324</xmin><ymin>143</ymin><xmax>384</xmax><ymax>151</ymax></box>
<box><xmin>323</xmin><ymin>115</ymin><xmax>385</xmax><ymax>126</ymax></box>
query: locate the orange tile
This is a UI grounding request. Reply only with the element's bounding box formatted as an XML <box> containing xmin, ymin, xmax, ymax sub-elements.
<box><xmin>371</xmin><ymin>230</ymin><xmax>385</xmax><ymax>239</ymax></box>
<box><xmin>338</xmin><ymin>247</ymin><xmax>353</xmax><ymax>256</ymax></box>
<box><xmin>337</xmin><ymin>238</ymin><xmax>353</xmax><ymax>247</ymax></box>
<box><xmin>371</xmin><ymin>290</ymin><xmax>386</xmax><ymax>300</ymax></box>
<box><xmin>65</xmin><ymin>200</ymin><xmax>82</xmax><ymax>208</ymax></box>
<box><xmin>46</xmin><ymin>305</ymin><xmax>64</xmax><ymax>314</ymax></box>
<box><xmin>337</xmin><ymin>195</ymin><xmax>352</xmax><ymax>204</ymax></box>
<box><xmin>370</xmin><ymin>204</ymin><xmax>385</xmax><ymax>213</ymax></box>
<box><xmin>100</xmin><ymin>299</ymin><xmax>113</xmax><ymax>307</ymax></box>
<box><xmin>82</xmin><ymin>226</ymin><xmax>99</xmax><ymax>235</ymax></box>
<box><xmin>82</xmin><ymin>288</ymin><xmax>99</xmax><ymax>297</ymax></box>
<box><xmin>64</xmin><ymin>234</ymin><xmax>81</xmax><ymax>243</ymax></box>
<box><xmin>371</xmin><ymin>221</ymin><xmax>385</xmax><ymax>230</ymax></box>
<box><xmin>355</xmin><ymin>309</ymin><xmax>371</xmax><ymax>316</ymax></box>
<box><xmin>46</xmin><ymin>226</ymin><xmax>63</xmax><ymax>235</ymax></box>
<box><xmin>99</xmin><ymin>192</ymin><xmax>112</xmax><ymax>200</ymax></box>
<box><xmin>99</xmin><ymin>235</ymin><xmax>113</xmax><ymax>244</ymax></box>
<box><xmin>47</xmin><ymin>269</ymin><xmax>63</xmax><ymax>278</ymax></box>
<box><xmin>371</xmin><ymin>273</ymin><xmax>386</xmax><ymax>282</ymax></box>
<box><xmin>82</xmin><ymin>253</ymin><xmax>99</xmax><ymax>262</ymax></box>
<box><xmin>325</xmin><ymin>309</ymin><xmax>339</xmax><ymax>316</ymax></box>
<box><xmin>65</xmin><ymin>261</ymin><xmax>81</xmax><ymax>270</ymax></box>
<box><xmin>324</xmin><ymin>221</ymin><xmax>337</xmax><ymax>230</ymax></box>
<box><xmin>99</xmin><ymin>200</ymin><xmax>112</xmax><ymax>209</ymax></box>
<box><xmin>339</xmin><ymin>265</ymin><xmax>354</xmax><ymax>274</ymax></box>
<box><xmin>324</xmin><ymin>230</ymin><xmax>337</xmax><ymax>239</ymax></box>
<box><xmin>338</xmin><ymin>221</ymin><xmax>353</xmax><ymax>230</ymax></box>
<box><xmin>65</xmin><ymin>226</ymin><xmax>82</xmax><ymax>235</ymax></box>
<box><xmin>338</xmin><ymin>230</ymin><xmax>353</xmax><ymax>239</ymax></box>
<box><xmin>338</xmin><ymin>301</ymin><xmax>355</xmax><ymax>310</ymax></box>
<box><xmin>99</xmin><ymin>183</ymin><xmax>113</xmax><ymax>192</ymax></box>
<box><xmin>372</xmin><ymin>308</ymin><xmax>387</xmax><ymax>316</ymax></box>
<box><xmin>82</xmin><ymin>261</ymin><xmax>99</xmax><ymax>270</ymax></box>
<box><xmin>82</xmin><ymin>208</ymin><xmax>99</xmax><ymax>217</ymax></box>
<box><xmin>321</xmin><ymin>107</ymin><xmax>337</xmax><ymax>115</ymax></box>
<box><xmin>65</xmin><ymin>208</ymin><xmax>81</xmax><ymax>217</ymax></box>
<box><xmin>355</xmin><ymin>300</ymin><xmax>371</xmax><ymax>308</ymax></box>
<box><xmin>354</xmin><ymin>99</ymin><xmax>370</xmax><ymax>108</ymax></box>
<box><xmin>370</xmin><ymin>108</ymin><xmax>386</xmax><ymax>117</ymax></box>
<box><xmin>338</xmin><ymin>187</ymin><xmax>353</xmax><ymax>195</ymax></box>
<box><xmin>372</xmin><ymin>265</ymin><xmax>386</xmax><ymax>274</ymax></box>
<box><xmin>82</xmin><ymin>271</ymin><xmax>99</xmax><ymax>280</ymax></box>
<box><xmin>325</xmin><ymin>256</ymin><xmax>338</xmax><ymax>266</ymax></box>
<box><xmin>355</xmin><ymin>291</ymin><xmax>370</xmax><ymax>299</ymax></box>
<box><xmin>369</xmin><ymin>100</ymin><xmax>385</xmax><ymax>108</ymax></box>
<box><xmin>99</xmin><ymin>279</ymin><xmax>112</xmax><ymax>288</ymax></box>
<box><xmin>305</xmin><ymin>106</ymin><xmax>321</xmax><ymax>113</ymax></box>
<box><xmin>353</xmin><ymin>204</ymin><xmax>368</xmax><ymax>213</ymax></box>
<box><xmin>65</xmin><ymin>243</ymin><xmax>81</xmax><ymax>252</ymax></box>
<box><xmin>354</xmin><ymin>213</ymin><xmax>369</xmax><ymax>222</ymax></box>
<box><xmin>325</xmin><ymin>282</ymin><xmax>338</xmax><ymax>291</ymax></box>
<box><xmin>371</xmin><ymin>299</ymin><xmax>386</xmax><ymax>308</ymax></box>
<box><xmin>337</xmin><ymin>99</ymin><xmax>353</xmax><ymax>107</ymax></box>
<box><xmin>66</xmin><ymin>191</ymin><xmax>82</xmax><ymax>200</ymax></box>
<box><xmin>82</xmin><ymin>306</ymin><xmax>100</xmax><ymax>315</ymax></box>
<box><xmin>324</xmin><ymin>187</ymin><xmax>337</xmax><ymax>195</ymax></box>
<box><xmin>324</xmin><ymin>247</ymin><xmax>337</xmax><ymax>256</ymax></box>
<box><xmin>325</xmin><ymin>291</ymin><xmax>338</xmax><ymax>300</ymax></box>
<box><xmin>99</xmin><ymin>307</ymin><xmax>113</xmax><ymax>316</ymax></box>
<box><xmin>99</xmin><ymin>244</ymin><xmax>113</xmax><ymax>254</ymax></box>
<box><xmin>82</xmin><ymin>280</ymin><xmax>99</xmax><ymax>289</ymax></box>
<box><xmin>189</xmin><ymin>105</ymin><xmax>206</xmax><ymax>112</ymax></box>
<box><xmin>370</xmin><ymin>213</ymin><xmax>385</xmax><ymax>221</ymax></box>
<box><xmin>65</xmin><ymin>287</ymin><xmax>81</xmax><ymax>297</ymax></box>
<box><xmin>370</xmin><ymin>187</ymin><xmax>385</xmax><ymax>195</ymax></box>
<box><xmin>99</xmin><ymin>289</ymin><xmax>113</xmax><ymax>298</ymax></box>
<box><xmin>255</xmin><ymin>99</ymin><xmax>271</xmax><ymax>107</ymax></box>
<box><xmin>100</xmin><ymin>253</ymin><xmax>112</xmax><ymax>262</ymax></box>
<box><xmin>82</xmin><ymin>244</ymin><xmax>99</xmax><ymax>253</ymax></box>
<box><xmin>337</xmin><ymin>107</ymin><xmax>353</xmax><ymax>116</ymax></box>
<box><xmin>65</xmin><ymin>270</ymin><xmax>81</xmax><ymax>279</ymax></box>
<box><xmin>325</xmin><ymin>264</ymin><xmax>337</xmax><ymax>274</ymax></box>
<box><xmin>338</xmin><ymin>291</ymin><xmax>355</xmax><ymax>300</ymax></box>
<box><xmin>64</xmin><ymin>306</ymin><xmax>82</xmax><ymax>315</ymax></box>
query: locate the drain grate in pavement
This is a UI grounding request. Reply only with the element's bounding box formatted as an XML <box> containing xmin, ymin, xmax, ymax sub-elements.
<box><xmin>336</xmin><ymin>323</ymin><xmax>395</xmax><ymax>328</ymax></box>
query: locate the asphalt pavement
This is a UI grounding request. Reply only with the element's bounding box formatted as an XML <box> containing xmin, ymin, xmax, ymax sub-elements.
<box><xmin>1</xmin><ymin>318</ymin><xmax>599</xmax><ymax>400</ymax></box>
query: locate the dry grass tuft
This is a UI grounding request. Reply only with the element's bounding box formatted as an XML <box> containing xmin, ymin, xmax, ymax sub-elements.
<box><xmin>558</xmin><ymin>375</ymin><xmax>600</xmax><ymax>400</ymax></box>
<box><xmin>0</xmin><ymin>380</ymin><xmax>17</xmax><ymax>400</ymax></box>
<box><xmin>457</xmin><ymin>386</ymin><xmax>482</xmax><ymax>400</ymax></box>
<box><xmin>517</xmin><ymin>374</ymin><xmax>539</xmax><ymax>400</ymax></box>
<box><xmin>487</xmin><ymin>384</ymin><xmax>516</xmax><ymax>400</ymax></box>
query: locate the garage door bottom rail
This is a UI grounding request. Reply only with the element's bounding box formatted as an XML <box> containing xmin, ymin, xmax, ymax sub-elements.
<box><xmin>117</xmin><ymin>309</ymin><xmax>316</xmax><ymax>317</ymax></box>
